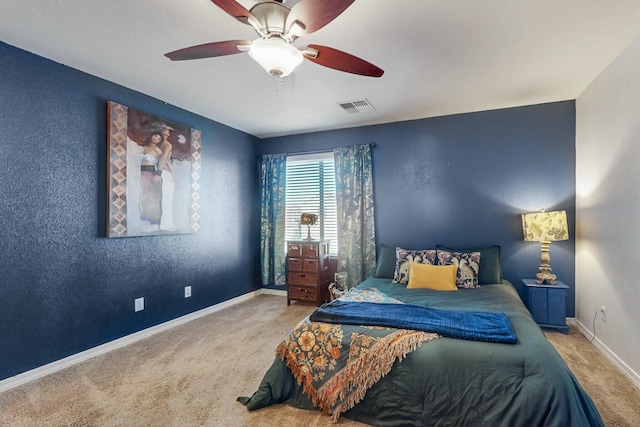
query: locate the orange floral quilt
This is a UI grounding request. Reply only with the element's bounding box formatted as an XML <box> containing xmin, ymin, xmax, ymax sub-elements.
<box><xmin>276</xmin><ymin>289</ymin><xmax>439</xmax><ymax>422</ymax></box>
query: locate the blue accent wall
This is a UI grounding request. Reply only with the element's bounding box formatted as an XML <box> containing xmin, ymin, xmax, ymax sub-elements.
<box><xmin>258</xmin><ymin>101</ymin><xmax>576</xmax><ymax>315</ymax></box>
<box><xmin>0</xmin><ymin>42</ymin><xmax>259</xmax><ymax>381</ymax></box>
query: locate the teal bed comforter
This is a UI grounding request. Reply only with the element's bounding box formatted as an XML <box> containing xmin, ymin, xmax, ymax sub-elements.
<box><xmin>241</xmin><ymin>278</ymin><xmax>603</xmax><ymax>427</ymax></box>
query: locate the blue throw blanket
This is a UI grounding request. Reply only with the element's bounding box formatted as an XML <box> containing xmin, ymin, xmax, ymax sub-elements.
<box><xmin>310</xmin><ymin>300</ymin><xmax>517</xmax><ymax>344</ymax></box>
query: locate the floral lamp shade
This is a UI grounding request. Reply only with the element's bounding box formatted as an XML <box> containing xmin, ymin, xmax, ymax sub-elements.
<box><xmin>521</xmin><ymin>209</ymin><xmax>569</xmax><ymax>285</ymax></box>
<box><xmin>522</xmin><ymin>210</ymin><xmax>569</xmax><ymax>242</ymax></box>
<box><xmin>300</xmin><ymin>213</ymin><xmax>318</xmax><ymax>226</ymax></box>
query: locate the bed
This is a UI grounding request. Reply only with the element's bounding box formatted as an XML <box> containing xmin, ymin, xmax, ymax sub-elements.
<box><xmin>239</xmin><ymin>245</ymin><xmax>604</xmax><ymax>426</ymax></box>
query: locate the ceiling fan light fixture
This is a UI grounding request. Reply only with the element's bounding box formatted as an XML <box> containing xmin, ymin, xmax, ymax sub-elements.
<box><xmin>248</xmin><ymin>37</ymin><xmax>303</xmax><ymax>77</ymax></box>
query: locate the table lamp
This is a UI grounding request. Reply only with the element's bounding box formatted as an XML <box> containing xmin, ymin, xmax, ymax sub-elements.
<box><xmin>300</xmin><ymin>213</ymin><xmax>318</xmax><ymax>240</ymax></box>
<box><xmin>522</xmin><ymin>209</ymin><xmax>569</xmax><ymax>285</ymax></box>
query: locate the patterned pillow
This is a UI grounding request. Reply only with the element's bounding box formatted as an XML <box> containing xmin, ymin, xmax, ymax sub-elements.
<box><xmin>436</xmin><ymin>250</ymin><xmax>481</xmax><ymax>288</ymax></box>
<box><xmin>436</xmin><ymin>245</ymin><xmax>502</xmax><ymax>284</ymax></box>
<box><xmin>393</xmin><ymin>247</ymin><xmax>437</xmax><ymax>284</ymax></box>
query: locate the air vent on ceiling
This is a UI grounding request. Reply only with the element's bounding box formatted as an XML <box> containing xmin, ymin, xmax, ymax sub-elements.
<box><xmin>338</xmin><ymin>98</ymin><xmax>376</xmax><ymax>114</ymax></box>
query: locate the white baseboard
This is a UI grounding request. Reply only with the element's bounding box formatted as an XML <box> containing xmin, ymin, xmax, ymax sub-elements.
<box><xmin>259</xmin><ymin>288</ymin><xmax>287</xmax><ymax>297</ymax></box>
<box><xmin>573</xmin><ymin>318</ymin><xmax>640</xmax><ymax>390</ymax></box>
<box><xmin>0</xmin><ymin>288</ymin><xmax>284</xmax><ymax>393</ymax></box>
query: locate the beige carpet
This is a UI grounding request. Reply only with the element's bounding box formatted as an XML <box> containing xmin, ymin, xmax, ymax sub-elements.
<box><xmin>0</xmin><ymin>294</ymin><xmax>638</xmax><ymax>427</ymax></box>
<box><xmin>545</xmin><ymin>327</ymin><xmax>640</xmax><ymax>427</ymax></box>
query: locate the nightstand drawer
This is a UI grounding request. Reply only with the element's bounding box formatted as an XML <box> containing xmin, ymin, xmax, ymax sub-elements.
<box><xmin>288</xmin><ymin>257</ymin><xmax>302</xmax><ymax>271</ymax></box>
<box><xmin>288</xmin><ymin>285</ymin><xmax>318</xmax><ymax>302</ymax></box>
<box><xmin>530</xmin><ymin>287</ymin><xmax>549</xmax><ymax>323</ymax></box>
<box><xmin>302</xmin><ymin>258</ymin><xmax>319</xmax><ymax>272</ymax></box>
<box><xmin>302</xmin><ymin>243</ymin><xmax>320</xmax><ymax>258</ymax></box>
<box><xmin>547</xmin><ymin>289</ymin><xmax>566</xmax><ymax>325</ymax></box>
<box><xmin>289</xmin><ymin>272</ymin><xmax>317</xmax><ymax>286</ymax></box>
<box><xmin>287</xmin><ymin>242</ymin><xmax>303</xmax><ymax>257</ymax></box>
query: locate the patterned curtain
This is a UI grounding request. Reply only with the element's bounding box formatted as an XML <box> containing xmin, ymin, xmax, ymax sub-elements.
<box><xmin>334</xmin><ymin>144</ymin><xmax>376</xmax><ymax>289</ymax></box>
<box><xmin>259</xmin><ymin>154</ymin><xmax>287</xmax><ymax>286</ymax></box>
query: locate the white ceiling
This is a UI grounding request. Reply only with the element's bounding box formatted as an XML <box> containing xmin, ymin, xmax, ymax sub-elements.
<box><xmin>2</xmin><ymin>1</ymin><xmax>640</xmax><ymax>139</ymax></box>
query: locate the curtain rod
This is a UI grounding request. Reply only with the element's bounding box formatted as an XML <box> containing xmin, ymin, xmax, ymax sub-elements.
<box><xmin>284</xmin><ymin>142</ymin><xmax>376</xmax><ymax>157</ymax></box>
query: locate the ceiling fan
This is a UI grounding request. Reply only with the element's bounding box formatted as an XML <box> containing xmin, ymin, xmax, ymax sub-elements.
<box><xmin>165</xmin><ymin>0</ymin><xmax>384</xmax><ymax>78</ymax></box>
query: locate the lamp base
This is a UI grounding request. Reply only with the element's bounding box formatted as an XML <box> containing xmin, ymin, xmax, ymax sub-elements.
<box><xmin>536</xmin><ymin>241</ymin><xmax>557</xmax><ymax>285</ymax></box>
<box><xmin>304</xmin><ymin>225</ymin><xmax>312</xmax><ymax>240</ymax></box>
<box><xmin>535</xmin><ymin>267</ymin><xmax>557</xmax><ymax>285</ymax></box>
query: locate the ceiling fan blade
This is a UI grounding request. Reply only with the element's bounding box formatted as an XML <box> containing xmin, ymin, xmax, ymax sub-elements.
<box><xmin>286</xmin><ymin>0</ymin><xmax>355</xmax><ymax>37</ymax></box>
<box><xmin>303</xmin><ymin>44</ymin><xmax>384</xmax><ymax>77</ymax></box>
<box><xmin>210</xmin><ymin>0</ymin><xmax>259</xmax><ymax>27</ymax></box>
<box><xmin>165</xmin><ymin>40</ymin><xmax>251</xmax><ymax>61</ymax></box>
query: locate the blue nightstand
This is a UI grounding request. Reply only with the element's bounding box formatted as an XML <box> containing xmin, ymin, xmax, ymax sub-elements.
<box><xmin>522</xmin><ymin>279</ymin><xmax>569</xmax><ymax>334</ymax></box>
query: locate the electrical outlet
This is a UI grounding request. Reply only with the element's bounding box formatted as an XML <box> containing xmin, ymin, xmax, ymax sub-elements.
<box><xmin>599</xmin><ymin>305</ymin><xmax>607</xmax><ymax>322</ymax></box>
<box><xmin>184</xmin><ymin>286</ymin><xmax>192</xmax><ymax>298</ymax></box>
<box><xmin>135</xmin><ymin>297</ymin><xmax>144</xmax><ymax>312</ymax></box>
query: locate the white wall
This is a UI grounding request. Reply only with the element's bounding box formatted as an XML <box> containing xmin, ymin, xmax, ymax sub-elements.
<box><xmin>575</xmin><ymin>34</ymin><xmax>640</xmax><ymax>387</ymax></box>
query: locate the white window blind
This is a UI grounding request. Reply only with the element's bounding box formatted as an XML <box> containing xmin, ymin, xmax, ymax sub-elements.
<box><xmin>285</xmin><ymin>153</ymin><xmax>338</xmax><ymax>255</ymax></box>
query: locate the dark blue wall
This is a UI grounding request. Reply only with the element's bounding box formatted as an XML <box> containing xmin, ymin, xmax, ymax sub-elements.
<box><xmin>258</xmin><ymin>101</ymin><xmax>576</xmax><ymax>315</ymax></box>
<box><xmin>0</xmin><ymin>42</ymin><xmax>259</xmax><ymax>381</ymax></box>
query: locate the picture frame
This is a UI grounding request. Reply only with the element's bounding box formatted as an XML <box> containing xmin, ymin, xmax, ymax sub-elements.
<box><xmin>107</xmin><ymin>101</ymin><xmax>201</xmax><ymax>237</ymax></box>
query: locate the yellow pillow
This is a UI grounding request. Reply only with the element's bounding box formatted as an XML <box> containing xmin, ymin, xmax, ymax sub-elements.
<box><xmin>407</xmin><ymin>262</ymin><xmax>458</xmax><ymax>291</ymax></box>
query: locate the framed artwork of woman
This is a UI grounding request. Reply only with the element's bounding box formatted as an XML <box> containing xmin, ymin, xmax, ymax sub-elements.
<box><xmin>107</xmin><ymin>101</ymin><xmax>201</xmax><ymax>237</ymax></box>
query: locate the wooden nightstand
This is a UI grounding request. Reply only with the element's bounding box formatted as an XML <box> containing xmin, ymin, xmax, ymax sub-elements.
<box><xmin>286</xmin><ymin>240</ymin><xmax>334</xmax><ymax>306</ymax></box>
<box><xmin>522</xmin><ymin>279</ymin><xmax>569</xmax><ymax>334</ymax></box>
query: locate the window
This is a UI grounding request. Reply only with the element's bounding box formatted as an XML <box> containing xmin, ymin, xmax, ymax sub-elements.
<box><xmin>285</xmin><ymin>152</ymin><xmax>338</xmax><ymax>255</ymax></box>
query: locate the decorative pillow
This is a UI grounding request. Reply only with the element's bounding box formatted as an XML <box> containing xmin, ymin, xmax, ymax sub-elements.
<box><xmin>436</xmin><ymin>250</ymin><xmax>481</xmax><ymax>288</ymax></box>
<box><xmin>374</xmin><ymin>243</ymin><xmax>397</xmax><ymax>279</ymax></box>
<box><xmin>407</xmin><ymin>262</ymin><xmax>458</xmax><ymax>291</ymax></box>
<box><xmin>436</xmin><ymin>245</ymin><xmax>502</xmax><ymax>285</ymax></box>
<box><xmin>393</xmin><ymin>247</ymin><xmax>437</xmax><ymax>284</ymax></box>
